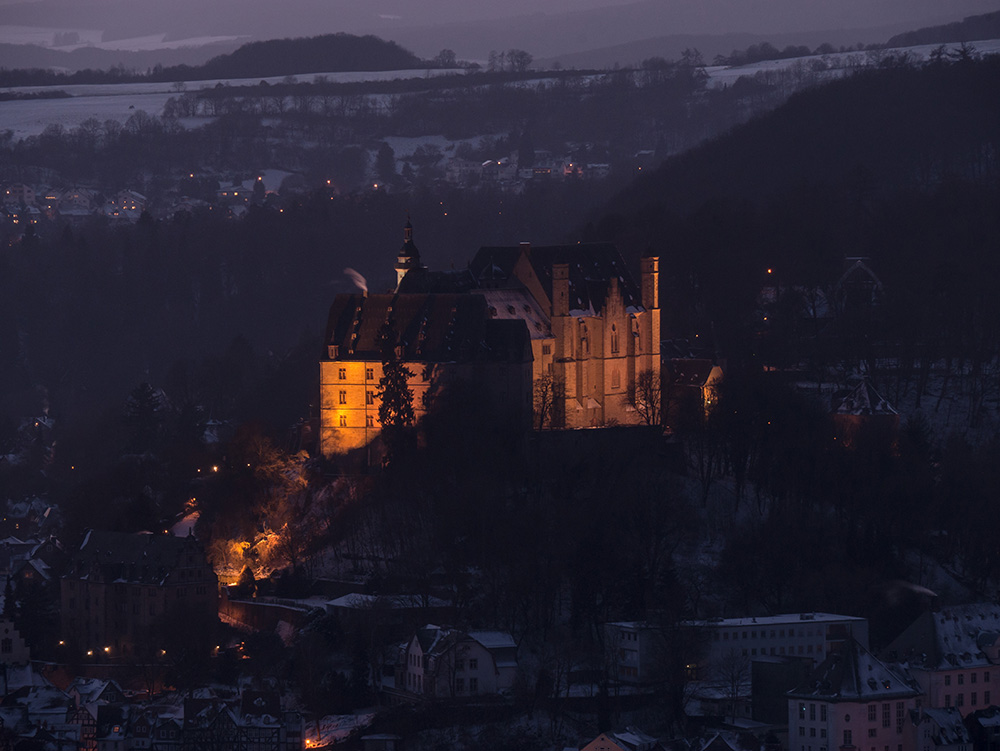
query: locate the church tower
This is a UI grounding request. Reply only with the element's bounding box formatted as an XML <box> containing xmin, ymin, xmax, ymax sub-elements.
<box><xmin>394</xmin><ymin>219</ymin><xmax>424</xmax><ymax>291</ymax></box>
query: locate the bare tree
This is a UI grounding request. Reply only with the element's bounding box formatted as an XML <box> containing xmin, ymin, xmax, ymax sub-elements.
<box><xmin>534</xmin><ymin>373</ymin><xmax>566</xmax><ymax>429</ymax></box>
<box><xmin>626</xmin><ymin>368</ymin><xmax>662</xmax><ymax>425</ymax></box>
<box><xmin>713</xmin><ymin>648</ymin><xmax>751</xmax><ymax>723</ymax></box>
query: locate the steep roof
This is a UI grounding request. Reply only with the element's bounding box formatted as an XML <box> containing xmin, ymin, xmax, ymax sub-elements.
<box><xmin>788</xmin><ymin>638</ymin><xmax>919</xmax><ymax>702</ymax></box>
<box><xmin>883</xmin><ymin>604</ymin><xmax>1000</xmax><ymax>671</ymax></box>
<box><xmin>469</xmin><ymin>243</ymin><xmax>644</xmax><ymax>317</ymax></box>
<box><xmin>832</xmin><ymin>379</ymin><xmax>898</xmax><ymax>416</ymax></box>
<box><xmin>323</xmin><ymin>293</ymin><xmax>530</xmax><ymax>364</ymax></box>
<box><xmin>64</xmin><ymin>530</ymin><xmax>203</xmax><ymax>585</ymax></box>
<box><xmin>913</xmin><ymin>707</ymin><xmax>971</xmax><ymax>746</ymax></box>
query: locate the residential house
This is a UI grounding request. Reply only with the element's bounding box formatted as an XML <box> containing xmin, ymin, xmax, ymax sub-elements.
<box><xmin>962</xmin><ymin>707</ymin><xmax>1000</xmax><ymax>751</ymax></box>
<box><xmin>605</xmin><ymin>622</ymin><xmax>667</xmax><ymax>685</ymax></box>
<box><xmin>787</xmin><ymin>638</ymin><xmax>921</xmax><ymax>751</ymax></box>
<box><xmin>882</xmin><ymin>604</ymin><xmax>1000</xmax><ymax>716</ymax></box>
<box><xmin>910</xmin><ymin>707</ymin><xmax>971</xmax><ymax>751</ymax></box>
<box><xmin>580</xmin><ymin>728</ymin><xmax>663</xmax><ymax>751</ymax></box>
<box><xmin>396</xmin><ymin>624</ymin><xmax>517</xmax><ymax>699</ymax></box>
<box><xmin>0</xmin><ymin>618</ymin><xmax>30</xmax><ymax>665</ymax></box>
<box><xmin>664</xmin><ymin>359</ymin><xmax>723</xmax><ymax>428</ymax></box>
<box><xmin>831</xmin><ymin>378</ymin><xmax>899</xmax><ymax>449</ymax></box>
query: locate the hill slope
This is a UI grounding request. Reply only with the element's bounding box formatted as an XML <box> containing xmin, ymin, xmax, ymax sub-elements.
<box><xmin>887</xmin><ymin>10</ymin><xmax>1000</xmax><ymax>47</ymax></box>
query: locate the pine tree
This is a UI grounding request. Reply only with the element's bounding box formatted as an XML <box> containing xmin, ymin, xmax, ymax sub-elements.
<box><xmin>376</xmin><ymin>322</ymin><xmax>414</xmax><ymax>461</ymax></box>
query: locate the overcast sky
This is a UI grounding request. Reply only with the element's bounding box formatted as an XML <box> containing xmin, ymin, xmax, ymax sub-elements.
<box><xmin>1</xmin><ymin>0</ymin><xmax>999</xmax><ymax>62</ymax></box>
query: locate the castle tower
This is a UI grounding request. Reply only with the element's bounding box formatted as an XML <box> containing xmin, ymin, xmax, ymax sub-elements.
<box><xmin>394</xmin><ymin>219</ymin><xmax>424</xmax><ymax>291</ymax></box>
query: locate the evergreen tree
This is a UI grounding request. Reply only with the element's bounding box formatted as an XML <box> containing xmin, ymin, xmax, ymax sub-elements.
<box><xmin>376</xmin><ymin>322</ymin><xmax>414</xmax><ymax>462</ymax></box>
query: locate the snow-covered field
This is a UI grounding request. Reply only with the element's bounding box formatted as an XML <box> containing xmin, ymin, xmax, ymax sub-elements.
<box><xmin>0</xmin><ymin>38</ymin><xmax>997</xmax><ymax>141</ymax></box>
<box><xmin>704</xmin><ymin>38</ymin><xmax>1000</xmax><ymax>87</ymax></box>
<box><xmin>0</xmin><ymin>68</ymin><xmax>465</xmax><ymax>140</ymax></box>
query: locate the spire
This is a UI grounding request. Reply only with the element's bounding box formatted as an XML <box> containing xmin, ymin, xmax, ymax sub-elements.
<box><xmin>394</xmin><ymin>215</ymin><xmax>424</xmax><ymax>291</ymax></box>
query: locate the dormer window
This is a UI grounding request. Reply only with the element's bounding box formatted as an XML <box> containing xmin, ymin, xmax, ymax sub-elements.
<box><xmin>328</xmin><ymin>345</ymin><xmax>339</xmax><ymax>359</ymax></box>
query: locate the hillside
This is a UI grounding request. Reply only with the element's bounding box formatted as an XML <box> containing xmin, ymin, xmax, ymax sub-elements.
<box><xmin>187</xmin><ymin>34</ymin><xmax>427</xmax><ymax>81</ymax></box>
<box><xmin>588</xmin><ymin>56</ymin><xmax>1000</xmax><ymax>388</ymax></box>
<box><xmin>887</xmin><ymin>10</ymin><xmax>1000</xmax><ymax>47</ymax></box>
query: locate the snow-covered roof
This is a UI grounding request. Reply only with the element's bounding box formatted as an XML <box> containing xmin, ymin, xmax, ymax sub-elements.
<box><xmin>832</xmin><ymin>379</ymin><xmax>897</xmax><ymax>416</ymax></box>
<box><xmin>789</xmin><ymin>638</ymin><xmax>919</xmax><ymax>702</ymax></box>
<box><xmin>914</xmin><ymin>707</ymin><xmax>971</xmax><ymax>746</ymax></box>
<box><xmin>469</xmin><ymin>630</ymin><xmax>517</xmax><ymax>650</ymax></box>
<box><xmin>685</xmin><ymin>612</ymin><xmax>865</xmax><ymax>629</ymax></box>
<box><xmin>884</xmin><ymin>603</ymin><xmax>1000</xmax><ymax>671</ymax></box>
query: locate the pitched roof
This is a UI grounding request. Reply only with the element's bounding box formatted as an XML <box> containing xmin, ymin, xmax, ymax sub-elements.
<box><xmin>883</xmin><ymin>604</ymin><xmax>1000</xmax><ymax>671</ymax></box>
<box><xmin>64</xmin><ymin>530</ymin><xmax>202</xmax><ymax>585</ymax></box>
<box><xmin>469</xmin><ymin>243</ymin><xmax>644</xmax><ymax>317</ymax></box>
<box><xmin>832</xmin><ymin>379</ymin><xmax>897</xmax><ymax>416</ymax></box>
<box><xmin>667</xmin><ymin>359</ymin><xmax>720</xmax><ymax>388</ymax></box>
<box><xmin>914</xmin><ymin>707</ymin><xmax>971</xmax><ymax>746</ymax></box>
<box><xmin>788</xmin><ymin>638</ymin><xmax>919</xmax><ymax>702</ymax></box>
<box><xmin>323</xmin><ymin>293</ymin><xmax>530</xmax><ymax>364</ymax></box>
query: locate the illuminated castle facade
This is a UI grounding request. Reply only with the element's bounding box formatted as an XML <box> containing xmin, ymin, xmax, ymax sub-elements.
<box><xmin>468</xmin><ymin>243</ymin><xmax>661</xmax><ymax>428</ymax></box>
<box><xmin>318</xmin><ymin>225</ymin><xmax>661</xmax><ymax>454</ymax></box>
<box><xmin>319</xmin><ymin>226</ymin><xmax>532</xmax><ymax>456</ymax></box>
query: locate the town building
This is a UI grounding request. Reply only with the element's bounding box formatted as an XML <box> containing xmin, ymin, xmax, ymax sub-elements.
<box><xmin>910</xmin><ymin>707</ymin><xmax>971</xmax><ymax>751</ymax></box>
<box><xmin>787</xmin><ymin>638</ymin><xmax>921</xmax><ymax>751</ymax></box>
<box><xmin>59</xmin><ymin>530</ymin><xmax>218</xmax><ymax>658</ymax></box>
<box><xmin>0</xmin><ymin>618</ymin><xmax>30</xmax><ymax>665</ymax></box>
<box><xmin>396</xmin><ymin>624</ymin><xmax>517</xmax><ymax>699</ymax></box>
<box><xmin>882</xmin><ymin>604</ymin><xmax>1000</xmax><ymax>717</ymax></box>
<box><xmin>605</xmin><ymin>622</ymin><xmax>668</xmax><ymax>685</ymax></box>
<box><xmin>684</xmin><ymin>612</ymin><xmax>870</xmax><ymax>679</ymax></box>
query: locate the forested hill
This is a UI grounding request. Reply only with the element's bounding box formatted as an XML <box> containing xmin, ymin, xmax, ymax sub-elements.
<box><xmin>0</xmin><ymin>33</ymin><xmax>429</xmax><ymax>87</ymax></box>
<box><xmin>586</xmin><ymin>55</ymin><xmax>1000</xmax><ymax>361</ymax></box>
<box><xmin>187</xmin><ymin>34</ymin><xmax>426</xmax><ymax>80</ymax></box>
<box><xmin>887</xmin><ymin>11</ymin><xmax>1000</xmax><ymax>47</ymax></box>
<box><xmin>604</xmin><ymin>55</ymin><xmax>999</xmax><ymax>221</ymax></box>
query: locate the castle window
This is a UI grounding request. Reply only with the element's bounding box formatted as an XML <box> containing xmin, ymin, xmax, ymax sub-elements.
<box><xmin>612</xmin><ymin>370</ymin><xmax>620</xmax><ymax>389</ymax></box>
<box><xmin>542</xmin><ymin>344</ymin><xmax>551</xmax><ymax>355</ymax></box>
<box><xmin>611</xmin><ymin>324</ymin><xmax>619</xmax><ymax>354</ymax></box>
<box><xmin>338</xmin><ymin>368</ymin><xmax>346</xmax><ymax>380</ymax></box>
<box><xmin>339</xmin><ymin>415</ymin><xmax>347</xmax><ymax>427</ymax></box>
<box><xmin>366</xmin><ymin>367</ymin><xmax>374</xmax><ymax>380</ymax></box>
<box><xmin>339</xmin><ymin>390</ymin><xmax>347</xmax><ymax>404</ymax></box>
<box><xmin>366</xmin><ymin>415</ymin><xmax>374</xmax><ymax>427</ymax></box>
<box><xmin>366</xmin><ymin>391</ymin><xmax>374</xmax><ymax>405</ymax></box>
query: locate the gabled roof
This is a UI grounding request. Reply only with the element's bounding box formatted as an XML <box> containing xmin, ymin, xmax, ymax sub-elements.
<box><xmin>788</xmin><ymin>638</ymin><xmax>919</xmax><ymax>702</ymax></box>
<box><xmin>883</xmin><ymin>604</ymin><xmax>1000</xmax><ymax>671</ymax></box>
<box><xmin>64</xmin><ymin>530</ymin><xmax>202</xmax><ymax>585</ymax></box>
<box><xmin>324</xmin><ymin>293</ymin><xmax>530</xmax><ymax>364</ymax></box>
<box><xmin>667</xmin><ymin>359</ymin><xmax>721</xmax><ymax>388</ymax></box>
<box><xmin>913</xmin><ymin>707</ymin><xmax>971</xmax><ymax>746</ymax></box>
<box><xmin>469</xmin><ymin>243</ymin><xmax>644</xmax><ymax>317</ymax></box>
<box><xmin>832</xmin><ymin>379</ymin><xmax>897</xmax><ymax>416</ymax></box>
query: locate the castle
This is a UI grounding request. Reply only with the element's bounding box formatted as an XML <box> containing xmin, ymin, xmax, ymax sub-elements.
<box><xmin>318</xmin><ymin>223</ymin><xmax>661</xmax><ymax>455</ymax></box>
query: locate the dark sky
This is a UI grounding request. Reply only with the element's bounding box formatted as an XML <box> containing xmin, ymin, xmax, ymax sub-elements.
<box><xmin>1</xmin><ymin>0</ymin><xmax>998</xmax><ymax>60</ymax></box>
